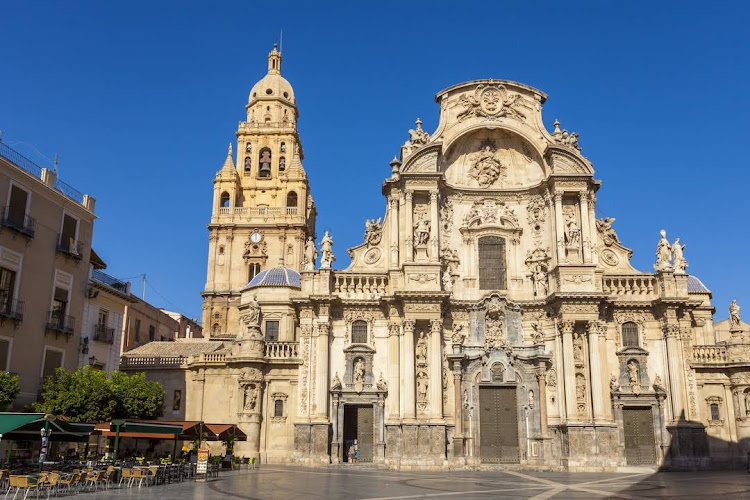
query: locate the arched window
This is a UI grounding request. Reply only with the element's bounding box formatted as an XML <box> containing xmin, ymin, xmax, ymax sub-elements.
<box><xmin>279</xmin><ymin>156</ymin><xmax>286</xmax><ymax>171</ymax></box>
<box><xmin>248</xmin><ymin>263</ymin><xmax>261</xmax><ymax>281</ymax></box>
<box><xmin>244</xmin><ymin>157</ymin><xmax>251</xmax><ymax>174</ymax></box>
<box><xmin>351</xmin><ymin>320</ymin><xmax>368</xmax><ymax>344</ymax></box>
<box><xmin>286</xmin><ymin>191</ymin><xmax>297</xmax><ymax>208</ymax></box>
<box><xmin>478</xmin><ymin>236</ymin><xmax>506</xmax><ymax>290</ymax></box>
<box><xmin>710</xmin><ymin>403</ymin><xmax>720</xmax><ymax>421</ymax></box>
<box><xmin>280</xmin><ymin>142</ymin><xmax>286</xmax><ymax>153</ymax></box>
<box><xmin>258</xmin><ymin>148</ymin><xmax>272</xmax><ymax>177</ymax></box>
<box><xmin>274</xmin><ymin>399</ymin><xmax>284</xmax><ymax>417</ymax></box>
<box><xmin>491</xmin><ymin>363</ymin><xmax>505</xmax><ymax>382</ymax></box>
<box><xmin>245</xmin><ymin>142</ymin><xmax>252</xmax><ymax>153</ymax></box>
<box><xmin>622</xmin><ymin>322</ymin><xmax>639</xmax><ymax>347</ymax></box>
<box><xmin>220</xmin><ymin>192</ymin><xmax>230</xmax><ymax>208</ymax></box>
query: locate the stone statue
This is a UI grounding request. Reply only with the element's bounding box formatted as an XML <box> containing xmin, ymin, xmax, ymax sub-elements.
<box><xmin>532</xmin><ymin>263</ymin><xmax>549</xmax><ymax>297</ymax></box>
<box><xmin>451</xmin><ymin>323</ymin><xmax>465</xmax><ymax>345</ymax></box>
<box><xmin>627</xmin><ymin>360</ymin><xmax>640</xmax><ymax>395</ymax></box>
<box><xmin>609</xmin><ymin>374</ymin><xmax>619</xmax><ymax>392</ymax></box>
<box><xmin>564</xmin><ymin>218</ymin><xmax>580</xmax><ymax>246</ymax></box>
<box><xmin>671</xmin><ymin>238</ymin><xmax>687</xmax><ymax>273</ymax></box>
<box><xmin>244</xmin><ymin>384</ymin><xmax>258</xmax><ymax>411</ymax></box>
<box><xmin>573</xmin><ymin>334</ymin><xmax>584</xmax><ymax>362</ymax></box>
<box><xmin>442</xmin><ymin>270</ymin><xmax>454</xmax><ymax>293</ymax></box>
<box><xmin>376</xmin><ymin>372</ymin><xmax>387</xmax><ymax>391</ymax></box>
<box><xmin>729</xmin><ymin>300</ymin><xmax>741</xmax><ymax>328</ymax></box>
<box><xmin>596</xmin><ymin>217</ymin><xmax>620</xmax><ymax>246</ymax></box>
<box><xmin>415</xmin><ymin>331</ymin><xmax>428</xmax><ymax>366</ymax></box>
<box><xmin>354</xmin><ymin>358</ymin><xmax>365</xmax><ymax>393</ymax></box>
<box><xmin>331</xmin><ymin>372</ymin><xmax>342</xmax><ymax>391</ymax></box>
<box><xmin>364</xmin><ymin>218</ymin><xmax>383</xmax><ymax>246</ymax></box>
<box><xmin>243</xmin><ymin>295</ymin><xmax>260</xmax><ymax>327</ymax></box>
<box><xmin>303</xmin><ymin>236</ymin><xmax>317</xmax><ymax>271</ymax></box>
<box><xmin>528</xmin><ymin>390</ymin><xmax>534</xmax><ymax>409</ymax></box>
<box><xmin>653</xmin><ymin>375</ymin><xmax>664</xmax><ymax>391</ymax></box>
<box><xmin>654</xmin><ymin>229</ymin><xmax>672</xmax><ymax>271</ymax></box>
<box><xmin>416</xmin><ymin>370</ymin><xmax>428</xmax><ymax>402</ymax></box>
<box><xmin>407</xmin><ymin>118</ymin><xmax>430</xmax><ymax>145</ymax></box>
<box><xmin>319</xmin><ymin>231</ymin><xmax>335</xmax><ymax>269</ymax></box>
<box><xmin>413</xmin><ymin>216</ymin><xmax>431</xmax><ymax>247</ymax></box>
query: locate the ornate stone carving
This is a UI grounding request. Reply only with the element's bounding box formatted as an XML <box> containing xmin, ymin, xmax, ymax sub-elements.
<box><xmin>456</xmin><ymin>84</ymin><xmax>526</xmax><ymax>122</ymax></box>
<box><xmin>467</xmin><ymin>139</ymin><xmax>508</xmax><ymax>188</ymax></box>
<box><xmin>353</xmin><ymin>358</ymin><xmax>365</xmax><ymax>393</ymax></box>
<box><xmin>730</xmin><ymin>300</ymin><xmax>741</xmax><ymax>329</ymax></box>
<box><xmin>551</xmin><ymin>119</ymin><xmax>581</xmax><ymax>150</ymax></box>
<box><xmin>672</xmin><ymin>238</ymin><xmax>688</xmax><ymax>274</ymax></box>
<box><xmin>403</xmin><ymin>118</ymin><xmax>430</xmax><ymax>157</ymax></box>
<box><xmin>600</xmin><ymin>248</ymin><xmax>620</xmax><ymax>266</ymax></box>
<box><xmin>575</xmin><ymin>373</ymin><xmax>587</xmax><ymax>413</ymax></box>
<box><xmin>377</xmin><ymin>372</ymin><xmax>388</xmax><ymax>392</ymax></box>
<box><xmin>331</xmin><ymin>372</ymin><xmax>342</xmax><ymax>391</ymax></box>
<box><xmin>525</xmin><ymin>247</ymin><xmax>551</xmax><ymax>298</ymax></box>
<box><xmin>319</xmin><ymin>231</ymin><xmax>335</xmax><ymax>269</ymax></box>
<box><xmin>409</xmin><ymin>273</ymin><xmax>437</xmax><ymax>284</ymax></box>
<box><xmin>484</xmin><ymin>298</ymin><xmax>508</xmax><ymax>350</ymax></box>
<box><xmin>243</xmin><ymin>384</ymin><xmax>259</xmax><ymax>411</ymax></box>
<box><xmin>562</xmin><ymin>206</ymin><xmax>581</xmax><ymax>247</ymax></box>
<box><xmin>530</xmin><ymin>319</ymin><xmax>544</xmax><ymax>345</ymax></box>
<box><xmin>546</xmin><ymin>368</ymin><xmax>557</xmax><ymax>388</ymax></box>
<box><xmin>613</xmin><ymin>311</ymin><xmax>646</xmax><ymax>328</ymax></box>
<box><xmin>415</xmin><ymin>331</ymin><xmax>428</xmax><ymax>366</ymax></box>
<box><xmin>416</xmin><ymin>368</ymin><xmax>428</xmax><ymax>413</ymax></box>
<box><xmin>573</xmin><ymin>333</ymin><xmax>585</xmax><ymax>364</ymax></box>
<box><xmin>609</xmin><ymin>374</ymin><xmax>619</xmax><ymax>392</ymax></box>
<box><xmin>627</xmin><ymin>359</ymin><xmax>641</xmax><ymax>395</ymax></box>
<box><xmin>413</xmin><ymin>212</ymin><xmax>431</xmax><ymax>260</ymax></box>
<box><xmin>243</xmin><ymin>236</ymin><xmax>267</xmax><ymax>262</ymax></box>
<box><xmin>451</xmin><ymin>323</ymin><xmax>466</xmax><ymax>345</ymax></box>
<box><xmin>364</xmin><ymin>218</ymin><xmax>383</xmax><ymax>246</ymax></box>
<box><xmin>654</xmin><ymin>229</ymin><xmax>673</xmax><ymax>272</ymax></box>
<box><xmin>596</xmin><ymin>217</ymin><xmax>620</xmax><ymax>247</ymax></box>
<box><xmin>463</xmin><ymin>199</ymin><xmax>518</xmax><ymax>228</ymax></box>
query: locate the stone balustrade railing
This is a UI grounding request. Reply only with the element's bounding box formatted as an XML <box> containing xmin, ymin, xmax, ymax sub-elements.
<box><xmin>692</xmin><ymin>345</ymin><xmax>727</xmax><ymax>364</ymax></box>
<box><xmin>265</xmin><ymin>341</ymin><xmax>299</xmax><ymax>359</ymax></box>
<box><xmin>120</xmin><ymin>356</ymin><xmax>188</xmax><ymax>368</ymax></box>
<box><xmin>333</xmin><ymin>273</ymin><xmax>389</xmax><ymax>300</ymax></box>
<box><xmin>198</xmin><ymin>353</ymin><xmax>227</xmax><ymax>363</ymax></box>
<box><xmin>215</xmin><ymin>206</ymin><xmax>298</xmax><ymax>219</ymax></box>
<box><xmin>602</xmin><ymin>275</ymin><xmax>658</xmax><ymax>298</ymax></box>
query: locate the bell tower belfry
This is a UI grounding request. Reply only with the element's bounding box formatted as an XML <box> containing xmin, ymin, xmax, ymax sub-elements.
<box><xmin>202</xmin><ymin>45</ymin><xmax>316</xmax><ymax>338</ymax></box>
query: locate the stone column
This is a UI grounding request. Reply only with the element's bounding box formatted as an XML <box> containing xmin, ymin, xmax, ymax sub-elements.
<box><xmin>579</xmin><ymin>192</ymin><xmax>591</xmax><ymax>263</ymax></box>
<box><xmin>537</xmin><ymin>372</ymin><xmax>549</xmax><ymax>437</ymax></box>
<box><xmin>389</xmin><ymin>195</ymin><xmax>399</xmax><ymax>269</ymax></box>
<box><xmin>663</xmin><ymin>324</ymin><xmax>685</xmax><ymax>421</ymax></box>
<box><xmin>404</xmin><ymin>190</ymin><xmax>414</xmax><ymax>263</ymax></box>
<box><xmin>429</xmin><ymin>319</ymin><xmax>443</xmax><ymax>420</ymax></box>
<box><xmin>402</xmin><ymin>320</ymin><xmax>416</xmax><ymax>421</ymax></box>
<box><xmin>429</xmin><ymin>190</ymin><xmax>439</xmax><ymax>262</ymax></box>
<box><xmin>587</xmin><ymin>321</ymin><xmax>606</xmax><ymax>422</ymax></box>
<box><xmin>559</xmin><ymin>320</ymin><xmax>577</xmax><ymax>420</ymax></box>
<box><xmin>387</xmin><ymin>323</ymin><xmax>401</xmax><ymax>421</ymax></box>
<box><xmin>587</xmin><ymin>193</ymin><xmax>598</xmax><ymax>266</ymax></box>
<box><xmin>553</xmin><ymin>194</ymin><xmax>565</xmax><ymax>263</ymax></box>
<box><xmin>453</xmin><ymin>363</ymin><xmax>463</xmax><ymax>440</ymax></box>
<box><xmin>315</xmin><ymin>323</ymin><xmax>330</xmax><ymax>420</ymax></box>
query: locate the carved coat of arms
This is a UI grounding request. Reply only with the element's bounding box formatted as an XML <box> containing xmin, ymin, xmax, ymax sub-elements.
<box><xmin>467</xmin><ymin>141</ymin><xmax>507</xmax><ymax>188</ymax></box>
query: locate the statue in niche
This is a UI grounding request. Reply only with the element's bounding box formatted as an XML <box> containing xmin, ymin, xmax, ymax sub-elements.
<box><xmin>654</xmin><ymin>229</ymin><xmax>672</xmax><ymax>271</ymax></box>
<box><xmin>451</xmin><ymin>323</ymin><xmax>465</xmax><ymax>345</ymax></box>
<box><xmin>331</xmin><ymin>372</ymin><xmax>342</xmax><ymax>391</ymax></box>
<box><xmin>319</xmin><ymin>231</ymin><xmax>335</xmax><ymax>269</ymax></box>
<box><xmin>303</xmin><ymin>236</ymin><xmax>317</xmax><ymax>271</ymax></box>
<box><xmin>416</xmin><ymin>369</ymin><xmax>428</xmax><ymax>405</ymax></box>
<box><xmin>377</xmin><ymin>373</ymin><xmax>387</xmax><ymax>391</ymax></box>
<box><xmin>415</xmin><ymin>331</ymin><xmax>428</xmax><ymax>366</ymax></box>
<box><xmin>244</xmin><ymin>384</ymin><xmax>258</xmax><ymax>411</ymax></box>
<box><xmin>528</xmin><ymin>390</ymin><xmax>534</xmax><ymax>409</ymax></box>
<box><xmin>572</xmin><ymin>334</ymin><xmax>584</xmax><ymax>362</ymax></box>
<box><xmin>575</xmin><ymin>374</ymin><xmax>587</xmax><ymax>412</ymax></box>
<box><xmin>627</xmin><ymin>360</ymin><xmax>641</xmax><ymax>395</ymax></box>
<box><xmin>564</xmin><ymin>217</ymin><xmax>580</xmax><ymax>246</ymax></box>
<box><xmin>532</xmin><ymin>263</ymin><xmax>549</xmax><ymax>297</ymax></box>
<box><xmin>442</xmin><ymin>269</ymin><xmax>454</xmax><ymax>293</ymax></box>
<box><xmin>672</xmin><ymin>238</ymin><xmax>688</xmax><ymax>273</ymax></box>
<box><xmin>729</xmin><ymin>300</ymin><xmax>741</xmax><ymax>328</ymax></box>
<box><xmin>596</xmin><ymin>217</ymin><xmax>620</xmax><ymax>246</ymax></box>
<box><xmin>413</xmin><ymin>215</ymin><xmax>431</xmax><ymax>247</ymax></box>
<box><xmin>353</xmin><ymin>358</ymin><xmax>365</xmax><ymax>393</ymax></box>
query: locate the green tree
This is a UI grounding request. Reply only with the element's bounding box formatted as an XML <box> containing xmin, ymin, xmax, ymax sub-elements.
<box><xmin>33</xmin><ymin>367</ymin><xmax>164</xmax><ymax>422</ymax></box>
<box><xmin>0</xmin><ymin>371</ymin><xmax>20</xmax><ymax>410</ymax></box>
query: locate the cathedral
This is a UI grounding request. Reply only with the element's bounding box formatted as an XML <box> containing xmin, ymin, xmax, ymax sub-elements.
<box><xmin>121</xmin><ymin>45</ymin><xmax>750</xmax><ymax>470</ymax></box>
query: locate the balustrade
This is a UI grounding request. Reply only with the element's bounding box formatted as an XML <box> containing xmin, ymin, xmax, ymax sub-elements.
<box><xmin>602</xmin><ymin>275</ymin><xmax>658</xmax><ymax>297</ymax></box>
<box><xmin>264</xmin><ymin>341</ymin><xmax>299</xmax><ymax>359</ymax></box>
<box><xmin>692</xmin><ymin>345</ymin><xmax>727</xmax><ymax>364</ymax></box>
<box><xmin>333</xmin><ymin>273</ymin><xmax>389</xmax><ymax>299</ymax></box>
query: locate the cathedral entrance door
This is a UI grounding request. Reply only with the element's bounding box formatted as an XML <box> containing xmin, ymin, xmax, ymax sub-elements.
<box><xmin>343</xmin><ymin>405</ymin><xmax>374</xmax><ymax>463</ymax></box>
<box><xmin>623</xmin><ymin>407</ymin><xmax>656</xmax><ymax>465</ymax></box>
<box><xmin>479</xmin><ymin>386</ymin><xmax>519</xmax><ymax>463</ymax></box>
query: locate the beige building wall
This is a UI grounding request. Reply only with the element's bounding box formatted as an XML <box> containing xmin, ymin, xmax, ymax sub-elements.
<box><xmin>121</xmin><ymin>298</ymin><xmax>180</xmax><ymax>352</ymax></box>
<box><xmin>0</xmin><ymin>142</ymin><xmax>96</xmax><ymax>408</ymax></box>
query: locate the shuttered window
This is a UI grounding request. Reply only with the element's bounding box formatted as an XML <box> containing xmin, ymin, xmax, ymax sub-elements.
<box><xmin>265</xmin><ymin>321</ymin><xmax>279</xmax><ymax>341</ymax></box>
<box><xmin>622</xmin><ymin>322</ymin><xmax>639</xmax><ymax>347</ymax></box>
<box><xmin>478</xmin><ymin>236</ymin><xmax>506</xmax><ymax>290</ymax></box>
<box><xmin>351</xmin><ymin>320</ymin><xmax>368</xmax><ymax>344</ymax></box>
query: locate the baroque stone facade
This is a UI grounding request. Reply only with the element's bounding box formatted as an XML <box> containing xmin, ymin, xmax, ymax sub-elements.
<box><xmin>120</xmin><ymin>47</ymin><xmax>750</xmax><ymax>470</ymax></box>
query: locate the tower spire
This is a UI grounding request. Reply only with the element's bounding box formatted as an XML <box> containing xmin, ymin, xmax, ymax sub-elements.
<box><xmin>268</xmin><ymin>43</ymin><xmax>282</xmax><ymax>75</ymax></box>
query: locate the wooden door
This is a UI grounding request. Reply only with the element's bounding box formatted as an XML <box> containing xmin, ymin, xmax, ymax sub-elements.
<box><xmin>479</xmin><ymin>386</ymin><xmax>519</xmax><ymax>463</ymax></box>
<box><xmin>623</xmin><ymin>407</ymin><xmax>656</xmax><ymax>465</ymax></box>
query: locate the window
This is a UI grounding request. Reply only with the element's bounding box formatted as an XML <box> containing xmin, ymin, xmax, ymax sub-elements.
<box><xmin>6</xmin><ymin>185</ymin><xmax>29</xmax><ymax>230</ymax></box>
<box><xmin>622</xmin><ymin>322</ymin><xmax>639</xmax><ymax>347</ymax></box>
<box><xmin>258</xmin><ymin>148</ymin><xmax>272</xmax><ymax>177</ymax></box>
<box><xmin>244</xmin><ymin>157</ymin><xmax>251</xmax><ymax>174</ymax></box>
<box><xmin>50</xmin><ymin>287</ymin><xmax>68</xmax><ymax>328</ymax></box>
<box><xmin>478</xmin><ymin>236</ymin><xmax>506</xmax><ymax>290</ymax></box>
<box><xmin>60</xmin><ymin>214</ymin><xmax>78</xmax><ymax>252</ymax></box>
<box><xmin>218</xmin><ymin>245</ymin><xmax>225</xmax><ymax>255</ymax></box>
<box><xmin>265</xmin><ymin>320</ymin><xmax>279</xmax><ymax>341</ymax></box>
<box><xmin>710</xmin><ymin>403</ymin><xmax>720</xmax><ymax>421</ymax></box>
<box><xmin>279</xmin><ymin>157</ymin><xmax>286</xmax><ymax>171</ymax></box>
<box><xmin>220</xmin><ymin>192</ymin><xmax>230</xmax><ymax>208</ymax></box>
<box><xmin>148</xmin><ymin>325</ymin><xmax>155</xmax><ymax>341</ymax></box>
<box><xmin>351</xmin><ymin>320</ymin><xmax>368</xmax><ymax>344</ymax></box>
<box><xmin>248</xmin><ymin>263</ymin><xmax>261</xmax><ymax>281</ymax></box>
<box><xmin>274</xmin><ymin>399</ymin><xmax>284</xmax><ymax>417</ymax></box>
<box><xmin>0</xmin><ymin>339</ymin><xmax>10</xmax><ymax>371</ymax></box>
<box><xmin>286</xmin><ymin>191</ymin><xmax>297</xmax><ymax>208</ymax></box>
<box><xmin>134</xmin><ymin>319</ymin><xmax>141</xmax><ymax>343</ymax></box>
<box><xmin>42</xmin><ymin>349</ymin><xmax>63</xmax><ymax>379</ymax></box>
<box><xmin>98</xmin><ymin>309</ymin><xmax>109</xmax><ymax>327</ymax></box>
<box><xmin>0</xmin><ymin>267</ymin><xmax>16</xmax><ymax>314</ymax></box>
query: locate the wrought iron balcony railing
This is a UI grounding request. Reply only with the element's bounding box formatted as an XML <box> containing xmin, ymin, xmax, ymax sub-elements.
<box><xmin>0</xmin><ymin>298</ymin><xmax>24</xmax><ymax>322</ymax></box>
<box><xmin>46</xmin><ymin>311</ymin><xmax>75</xmax><ymax>336</ymax></box>
<box><xmin>1</xmin><ymin>206</ymin><xmax>36</xmax><ymax>238</ymax></box>
<box><xmin>93</xmin><ymin>324</ymin><xmax>115</xmax><ymax>343</ymax></box>
<box><xmin>56</xmin><ymin>234</ymin><xmax>83</xmax><ymax>259</ymax></box>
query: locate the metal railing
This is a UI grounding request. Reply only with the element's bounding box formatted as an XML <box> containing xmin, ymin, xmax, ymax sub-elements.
<box><xmin>120</xmin><ymin>356</ymin><xmax>188</xmax><ymax>368</ymax></box>
<box><xmin>92</xmin><ymin>269</ymin><xmax>129</xmax><ymax>293</ymax></box>
<box><xmin>54</xmin><ymin>177</ymin><xmax>84</xmax><ymax>204</ymax></box>
<box><xmin>0</xmin><ymin>298</ymin><xmax>24</xmax><ymax>322</ymax></box>
<box><xmin>56</xmin><ymin>234</ymin><xmax>84</xmax><ymax>259</ymax></box>
<box><xmin>0</xmin><ymin>142</ymin><xmax>43</xmax><ymax>177</ymax></box>
<box><xmin>1</xmin><ymin>206</ymin><xmax>36</xmax><ymax>237</ymax></box>
<box><xmin>93</xmin><ymin>323</ymin><xmax>115</xmax><ymax>343</ymax></box>
<box><xmin>46</xmin><ymin>311</ymin><xmax>75</xmax><ymax>335</ymax></box>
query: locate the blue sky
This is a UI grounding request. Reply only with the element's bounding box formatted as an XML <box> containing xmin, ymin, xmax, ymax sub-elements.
<box><xmin>1</xmin><ymin>1</ymin><xmax>748</xmax><ymax>322</ymax></box>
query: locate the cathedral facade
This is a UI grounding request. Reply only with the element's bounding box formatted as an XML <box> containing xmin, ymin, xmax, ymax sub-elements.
<box><xmin>121</xmin><ymin>46</ymin><xmax>750</xmax><ymax>470</ymax></box>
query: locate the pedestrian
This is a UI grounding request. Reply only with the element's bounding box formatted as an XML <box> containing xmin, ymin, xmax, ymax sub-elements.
<box><xmin>354</xmin><ymin>448</ymin><xmax>359</xmax><ymax>463</ymax></box>
<box><xmin>347</xmin><ymin>445</ymin><xmax>354</xmax><ymax>463</ymax></box>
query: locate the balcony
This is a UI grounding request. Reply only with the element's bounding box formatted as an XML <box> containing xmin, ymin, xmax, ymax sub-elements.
<box><xmin>0</xmin><ymin>298</ymin><xmax>24</xmax><ymax>322</ymax></box>
<box><xmin>214</xmin><ymin>206</ymin><xmax>299</xmax><ymax>222</ymax></box>
<box><xmin>264</xmin><ymin>341</ymin><xmax>299</xmax><ymax>359</ymax></box>
<box><xmin>333</xmin><ymin>273</ymin><xmax>389</xmax><ymax>300</ymax></box>
<box><xmin>46</xmin><ymin>311</ymin><xmax>75</xmax><ymax>337</ymax></box>
<box><xmin>1</xmin><ymin>207</ymin><xmax>36</xmax><ymax>238</ymax></box>
<box><xmin>692</xmin><ymin>345</ymin><xmax>727</xmax><ymax>364</ymax></box>
<box><xmin>602</xmin><ymin>275</ymin><xmax>658</xmax><ymax>299</ymax></box>
<box><xmin>56</xmin><ymin>234</ymin><xmax>83</xmax><ymax>259</ymax></box>
<box><xmin>93</xmin><ymin>324</ymin><xmax>115</xmax><ymax>343</ymax></box>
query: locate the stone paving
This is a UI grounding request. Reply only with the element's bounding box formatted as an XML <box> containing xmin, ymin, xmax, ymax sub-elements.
<box><xmin>88</xmin><ymin>465</ymin><xmax>750</xmax><ymax>499</ymax></box>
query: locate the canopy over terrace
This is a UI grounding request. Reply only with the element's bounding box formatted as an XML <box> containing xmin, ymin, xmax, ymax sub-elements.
<box><xmin>0</xmin><ymin>413</ymin><xmax>94</xmax><ymax>442</ymax></box>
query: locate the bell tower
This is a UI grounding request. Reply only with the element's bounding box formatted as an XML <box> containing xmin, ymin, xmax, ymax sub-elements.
<box><xmin>202</xmin><ymin>45</ymin><xmax>316</xmax><ymax>338</ymax></box>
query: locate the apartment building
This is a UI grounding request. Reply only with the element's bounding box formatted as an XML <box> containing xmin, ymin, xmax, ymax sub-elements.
<box><xmin>120</xmin><ymin>297</ymin><xmax>180</xmax><ymax>352</ymax></box>
<box><xmin>0</xmin><ymin>141</ymin><xmax>96</xmax><ymax>408</ymax></box>
<box><xmin>160</xmin><ymin>310</ymin><xmax>203</xmax><ymax>339</ymax></box>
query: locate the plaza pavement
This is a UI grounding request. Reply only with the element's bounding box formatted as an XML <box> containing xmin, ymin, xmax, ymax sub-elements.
<box><xmin>92</xmin><ymin>465</ymin><xmax>750</xmax><ymax>499</ymax></box>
